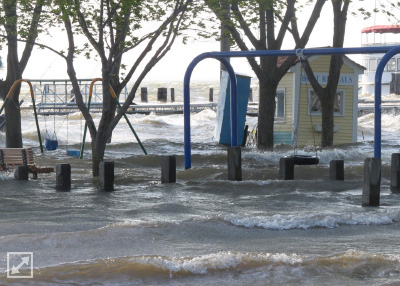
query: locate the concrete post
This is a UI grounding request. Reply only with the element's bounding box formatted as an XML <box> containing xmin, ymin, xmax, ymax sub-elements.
<box><xmin>279</xmin><ymin>157</ymin><xmax>294</xmax><ymax>180</ymax></box>
<box><xmin>161</xmin><ymin>156</ymin><xmax>176</xmax><ymax>183</ymax></box>
<box><xmin>209</xmin><ymin>88</ymin><xmax>214</xmax><ymax>102</ymax></box>
<box><xmin>330</xmin><ymin>160</ymin><xmax>344</xmax><ymax>180</ymax></box>
<box><xmin>14</xmin><ymin>166</ymin><xmax>29</xmax><ymax>180</ymax></box>
<box><xmin>170</xmin><ymin>88</ymin><xmax>175</xmax><ymax>103</ymax></box>
<box><xmin>227</xmin><ymin>146</ymin><xmax>242</xmax><ymax>181</ymax></box>
<box><xmin>362</xmin><ymin>157</ymin><xmax>381</xmax><ymax>207</ymax></box>
<box><xmin>56</xmin><ymin>163</ymin><xmax>71</xmax><ymax>190</ymax></box>
<box><xmin>249</xmin><ymin>87</ymin><xmax>253</xmax><ymax>102</ymax></box>
<box><xmin>390</xmin><ymin>153</ymin><xmax>400</xmax><ymax>192</ymax></box>
<box><xmin>157</xmin><ymin>87</ymin><xmax>168</xmax><ymax>103</ymax></box>
<box><xmin>141</xmin><ymin>87</ymin><xmax>148</xmax><ymax>103</ymax></box>
<box><xmin>99</xmin><ymin>161</ymin><xmax>114</xmax><ymax>191</ymax></box>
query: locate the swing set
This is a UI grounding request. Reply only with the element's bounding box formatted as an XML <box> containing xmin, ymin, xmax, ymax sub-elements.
<box><xmin>76</xmin><ymin>78</ymin><xmax>147</xmax><ymax>158</ymax></box>
<box><xmin>183</xmin><ymin>45</ymin><xmax>400</xmax><ymax>169</ymax></box>
<box><xmin>0</xmin><ymin>78</ymin><xmax>147</xmax><ymax>158</ymax></box>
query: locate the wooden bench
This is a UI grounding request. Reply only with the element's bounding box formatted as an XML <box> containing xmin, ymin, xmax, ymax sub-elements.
<box><xmin>0</xmin><ymin>148</ymin><xmax>54</xmax><ymax>178</ymax></box>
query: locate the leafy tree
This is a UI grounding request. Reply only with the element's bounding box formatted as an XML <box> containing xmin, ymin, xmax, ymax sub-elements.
<box><xmin>51</xmin><ymin>0</ymin><xmax>194</xmax><ymax>176</ymax></box>
<box><xmin>302</xmin><ymin>0</ymin><xmax>349</xmax><ymax>147</ymax></box>
<box><xmin>0</xmin><ymin>0</ymin><xmax>47</xmax><ymax>148</ymax></box>
<box><xmin>302</xmin><ymin>0</ymin><xmax>400</xmax><ymax>147</ymax></box>
<box><xmin>205</xmin><ymin>0</ymin><xmax>326</xmax><ymax>149</ymax></box>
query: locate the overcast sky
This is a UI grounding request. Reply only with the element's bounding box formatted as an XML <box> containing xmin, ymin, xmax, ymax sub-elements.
<box><xmin>1</xmin><ymin>1</ymin><xmax>394</xmax><ymax>82</ymax></box>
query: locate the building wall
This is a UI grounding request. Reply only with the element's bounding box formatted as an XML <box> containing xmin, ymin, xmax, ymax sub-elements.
<box><xmin>296</xmin><ymin>56</ymin><xmax>356</xmax><ymax>146</ymax></box>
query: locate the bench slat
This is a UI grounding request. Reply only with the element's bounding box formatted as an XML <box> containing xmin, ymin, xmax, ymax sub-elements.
<box><xmin>0</xmin><ymin>148</ymin><xmax>53</xmax><ymax>176</ymax></box>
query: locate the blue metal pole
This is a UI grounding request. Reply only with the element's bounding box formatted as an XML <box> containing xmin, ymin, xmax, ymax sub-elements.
<box><xmin>374</xmin><ymin>46</ymin><xmax>400</xmax><ymax>159</ymax></box>
<box><xmin>203</xmin><ymin>46</ymin><xmax>399</xmax><ymax>59</ymax></box>
<box><xmin>184</xmin><ymin>54</ymin><xmax>238</xmax><ymax>169</ymax></box>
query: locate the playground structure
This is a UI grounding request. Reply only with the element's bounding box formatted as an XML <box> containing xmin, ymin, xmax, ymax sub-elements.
<box><xmin>183</xmin><ymin>45</ymin><xmax>400</xmax><ymax>205</ymax></box>
<box><xmin>0</xmin><ymin>78</ymin><xmax>146</xmax><ymax>158</ymax></box>
<box><xmin>184</xmin><ymin>46</ymin><xmax>400</xmax><ymax>169</ymax></box>
<box><xmin>78</xmin><ymin>78</ymin><xmax>147</xmax><ymax>159</ymax></box>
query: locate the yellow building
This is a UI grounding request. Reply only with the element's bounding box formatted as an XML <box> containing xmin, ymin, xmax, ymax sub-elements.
<box><xmin>274</xmin><ymin>55</ymin><xmax>365</xmax><ymax>147</ymax></box>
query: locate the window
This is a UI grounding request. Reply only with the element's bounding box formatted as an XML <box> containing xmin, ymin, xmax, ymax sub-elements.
<box><xmin>275</xmin><ymin>89</ymin><xmax>285</xmax><ymax>119</ymax></box>
<box><xmin>397</xmin><ymin>58</ymin><xmax>400</xmax><ymax>71</ymax></box>
<box><xmin>387</xmin><ymin>58</ymin><xmax>396</xmax><ymax>72</ymax></box>
<box><xmin>369</xmin><ymin>59</ymin><xmax>377</xmax><ymax>71</ymax></box>
<box><xmin>309</xmin><ymin>90</ymin><xmax>344</xmax><ymax>116</ymax></box>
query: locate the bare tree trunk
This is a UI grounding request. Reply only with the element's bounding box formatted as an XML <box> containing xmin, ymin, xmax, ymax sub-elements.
<box><xmin>258</xmin><ymin>77</ymin><xmax>277</xmax><ymax>149</ymax></box>
<box><xmin>91</xmin><ymin>141</ymin><xmax>101</xmax><ymax>177</ymax></box>
<box><xmin>2</xmin><ymin>0</ymin><xmax>23</xmax><ymax>148</ymax></box>
<box><xmin>320</xmin><ymin>96</ymin><xmax>335</xmax><ymax>146</ymax></box>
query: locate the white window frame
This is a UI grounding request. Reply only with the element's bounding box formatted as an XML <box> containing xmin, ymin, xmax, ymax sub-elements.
<box><xmin>275</xmin><ymin>88</ymin><xmax>285</xmax><ymax>120</ymax></box>
<box><xmin>369</xmin><ymin>59</ymin><xmax>377</xmax><ymax>71</ymax></box>
<box><xmin>308</xmin><ymin>89</ymin><xmax>345</xmax><ymax>117</ymax></box>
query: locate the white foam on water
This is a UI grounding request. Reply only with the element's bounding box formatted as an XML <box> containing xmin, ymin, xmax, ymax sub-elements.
<box><xmin>0</xmin><ymin>174</ymin><xmax>10</xmax><ymax>181</ymax></box>
<box><xmin>135</xmin><ymin>251</ymin><xmax>303</xmax><ymax>275</ymax></box>
<box><xmin>225</xmin><ymin>208</ymin><xmax>400</xmax><ymax>230</ymax></box>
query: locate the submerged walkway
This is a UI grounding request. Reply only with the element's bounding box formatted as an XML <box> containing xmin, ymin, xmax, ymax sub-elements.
<box><xmin>31</xmin><ymin>102</ymin><xmax>218</xmax><ymax>116</ymax></box>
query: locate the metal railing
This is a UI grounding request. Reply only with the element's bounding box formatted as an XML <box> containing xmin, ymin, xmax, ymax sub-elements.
<box><xmin>29</xmin><ymin>79</ymin><xmax>128</xmax><ymax>112</ymax></box>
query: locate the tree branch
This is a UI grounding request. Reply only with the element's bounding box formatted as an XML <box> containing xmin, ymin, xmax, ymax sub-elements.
<box><xmin>275</xmin><ymin>0</ymin><xmax>295</xmax><ymax>49</ymax></box>
<box><xmin>20</xmin><ymin>0</ymin><xmax>44</xmax><ymax>72</ymax></box>
<box><xmin>303</xmin><ymin>59</ymin><xmax>326</xmax><ymax>101</ymax></box>
<box><xmin>230</xmin><ymin>2</ymin><xmax>260</xmax><ymax>49</ymax></box>
<box><xmin>61</xmin><ymin>6</ymin><xmax>97</xmax><ymax>140</ymax></box>
<box><xmin>73</xmin><ymin>0</ymin><xmax>106</xmax><ymax>61</ymax></box>
<box><xmin>295</xmin><ymin>0</ymin><xmax>326</xmax><ymax>48</ymax></box>
<box><xmin>107</xmin><ymin>0</ymin><xmax>191</xmax><ymax>136</ymax></box>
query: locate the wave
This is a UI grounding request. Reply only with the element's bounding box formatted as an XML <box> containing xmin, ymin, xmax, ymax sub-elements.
<box><xmin>0</xmin><ymin>174</ymin><xmax>11</xmax><ymax>181</ymax></box>
<box><xmin>3</xmin><ymin>250</ymin><xmax>400</xmax><ymax>284</ymax></box>
<box><xmin>3</xmin><ymin>252</ymin><xmax>303</xmax><ymax>281</ymax></box>
<box><xmin>224</xmin><ymin>208</ymin><xmax>400</xmax><ymax>230</ymax></box>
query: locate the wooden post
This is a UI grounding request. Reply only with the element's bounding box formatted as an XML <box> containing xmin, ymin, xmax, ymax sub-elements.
<box><xmin>362</xmin><ymin>157</ymin><xmax>381</xmax><ymax>207</ymax></box>
<box><xmin>157</xmin><ymin>87</ymin><xmax>168</xmax><ymax>103</ymax></box>
<box><xmin>14</xmin><ymin>166</ymin><xmax>29</xmax><ymax>180</ymax></box>
<box><xmin>161</xmin><ymin>156</ymin><xmax>176</xmax><ymax>183</ymax></box>
<box><xmin>248</xmin><ymin>87</ymin><xmax>253</xmax><ymax>102</ymax></box>
<box><xmin>141</xmin><ymin>87</ymin><xmax>148</xmax><ymax>103</ymax></box>
<box><xmin>390</xmin><ymin>153</ymin><xmax>400</xmax><ymax>192</ymax></box>
<box><xmin>170</xmin><ymin>88</ymin><xmax>175</xmax><ymax>103</ymax></box>
<box><xmin>56</xmin><ymin>163</ymin><xmax>71</xmax><ymax>190</ymax></box>
<box><xmin>209</xmin><ymin>88</ymin><xmax>214</xmax><ymax>102</ymax></box>
<box><xmin>99</xmin><ymin>161</ymin><xmax>114</xmax><ymax>191</ymax></box>
<box><xmin>279</xmin><ymin>157</ymin><xmax>294</xmax><ymax>180</ymax></box>
<box><xmin>227</xmin><ymin>146</ymin><xmax>242</xmax><ymax>181</ymax></box>
<box><xmin>390</xmin><ymin>73</ymin><xmax>400</xmax><ymax>95</ymax></box>
<box><xmin>330</xmin><ymin>160</ymin><xmax>344</xmax><ymax>180</ymax></box>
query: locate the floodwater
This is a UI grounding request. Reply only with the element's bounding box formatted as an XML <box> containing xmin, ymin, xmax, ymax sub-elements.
<box><xmin>1</xmin><ymin>82</ymin><xmax>400</xmax><ymax>285</ymax></box>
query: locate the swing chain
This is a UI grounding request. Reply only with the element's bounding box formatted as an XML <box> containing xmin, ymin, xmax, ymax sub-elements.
<box><xmin>298</xmin><ymin>59</ymin><xmax>318</xmax><ymax>158</ymax></box>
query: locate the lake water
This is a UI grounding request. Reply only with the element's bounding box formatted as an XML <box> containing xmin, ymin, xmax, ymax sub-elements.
<box><xmin>1</xmin><ymin>82</ymin><xmax>400</xmax><ymax>285</ymax></box>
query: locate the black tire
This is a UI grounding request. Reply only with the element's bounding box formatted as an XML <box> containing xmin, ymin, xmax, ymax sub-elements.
<box><xmin>284</xmin><ymin>155</ymin><xmax>319</xmax><ymax>165</ymax></box>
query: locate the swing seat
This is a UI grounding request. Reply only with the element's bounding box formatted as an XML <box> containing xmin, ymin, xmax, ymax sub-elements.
<box><xmin>45</xmin><ymin>139</ymin><xmax>58</xmax><ymax>151</ymax></box>
<box><xmin>44</xmin><ymin>131</ymin><xmax>58</xmax><ymax>151</ymax></box>
<box><xmin>67</xmin><ymin>150</ymin><xmax>80</xmax><ymax>157</ymax></box>
<box><xmin>284</xmin><ymin>154</ymin><xmax>320</xmax><ymax>165</ymax></box>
